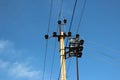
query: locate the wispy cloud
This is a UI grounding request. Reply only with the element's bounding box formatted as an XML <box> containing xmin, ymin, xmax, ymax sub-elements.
<box><xmin>0</xmin><ymin>39</ymin><xmax>41</xmax><ymax>80</ymax></box>
<box><xmin>9</xmin><ymin>62</ymin><xmax>41</xmax><ymax>80</ymax></box>
<box><xmin>0</xmin><ymin>39</ymin><xmax>27</xmax><ymax>62</ymax></box>
<box><xmin>0</xmin><ymin>60</ymin><xmax>9</xmax><ymax>69</ymax></box>
<box><xmin>0</xmin><ymin>40</ymin><xmax>9</xmax><ymax>49</ymax></box>
<box><xmin>0</xmin><ymin>60</ymin><xmax>41</xmax><ymax>80</ymax></box>
<box><xmin>0</xmin><ymin>40</ymin><xmax>13</xmax><ymax>52</ymax></box>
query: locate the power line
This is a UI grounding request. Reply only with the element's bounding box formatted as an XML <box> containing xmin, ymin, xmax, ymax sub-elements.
<box><xmin>86</xmin><ymin>50</ymin><xmax>120</xmax><ymax>68</ymax></box>
<box><xmin>42</xmin><ymin>0</ymin><xmax>54</xmax><ymax>80</ymax></box>
<box><xmin>85</xmin><ymin>44</ymin><xmax>120</xmax><ymax>62</ymax></box>
<box><xmin>86</xmin><ymin>40</ymin><xmax>120</xmax><ymax>55</ymax></box>
<box><xmin>76</xmin><ymin>0</ymin><xmax>87</xmax><ymax>33</ymax></box>
<box><xmin>50</xmin><ymin>25</ymin><xmax>59</xmax><ymax>80</ymax></box>
<box><xmin>47</xmin><ymin>0</ymin><xmax>54</xmax><ymax>34</ymax></box>
<box><xmin>66</xmin><ymin>58</ymin><xmax>72</xmax><ymax>78</ymax></box>
<box><xmin>65</xmin><ymin>0</ymin><xmax>78</xmax><ymax>50</ymax></box>
<box><xmin>42</xmin><ymin>40</ymin><xmax>48</xmax><ymax>80</ymax></box>
<box><xmin>50</xmin><ymin>40</ymin><xmax>57</xmax><ymax>80</ymax></box>
<box><xmin>69</xmin><ymin>0</ymin><xmax>78</xmax><ymax>32</ymax></box>
<box><xmin>59</xmin><ymin>0</ymin><xmax>64</xmax><ymax>18</ymax></box>
<box><xmin>65</xmin><ymin>0</ymin><xmax>78</xmax><ymax>78</ymax></box>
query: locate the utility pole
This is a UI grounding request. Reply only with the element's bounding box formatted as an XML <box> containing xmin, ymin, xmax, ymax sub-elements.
<box><xmin>58</xmin><ymin>20</ymin><xmax>66</xmax><ymax>80</ymax></box>
<box><xmin>59</xmin><ymin>31</ymin><xmax>66</xmax><ymax>80</ymax></box>
<box><xmin>45</xmin><ymin>19</ymin><xmax>70</xmax><ymax>80</ymax></box>
<box><xmin>45</xmin><ymin>19</ymin><xmax>84</xmax><ymax>80</ymax></box>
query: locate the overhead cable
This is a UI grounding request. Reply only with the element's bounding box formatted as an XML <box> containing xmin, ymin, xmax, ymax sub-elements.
<box><xmin>65</xmin><ymin>0</ymin><xmax>78</xmax><ymax>78</ymax></box>
<box><xmin>69</xmin><ymin>0</ymin><xmax>78</xmax><ymax>32</ymax></box>
<box><xmin>47</xmin><ymin>0</ymin><xmax>54</xmax><ymax>34</ymax></box>
<box><xmin>65</xmin><ymin>0</ymin><xmax>78</xmax><ymax>48</ymax></box>
<box><xmin>42</xmin><ymin>41</ymin><xmax>48</xmax><ymax>80</ymax></box>
<box><xmin>42</xmin><ymin>0</ymin><xmax>54</xmax><ymax>80</ymax></box>
<box><xmin>59</xmin><ymin>0</ymin><xmax>64</xmax><ymax>18</ymax></box>
<box><xmin>76</xmin><ymin>0</ymin><xmax>87</xmax><ymax>33</ymax></box>
<box><xmin>50</xmin><ymin>40</ymin><xmax>57</xmax><ymax>80</ymax></box>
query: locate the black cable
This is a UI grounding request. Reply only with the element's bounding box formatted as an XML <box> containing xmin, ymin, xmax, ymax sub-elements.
<box><xmin>85</xmin><ymin>43</ymin><xmax>120</xmax><ymax>62</ymax></box>
<box><xmin>42</xmin><ymin>0</ymin><xmax>54</xmax><ymax>80</ymax></box>
<box><xmin>69</xmin><ymin>0</ymin><xmax>78</xmax><ymax>32</ymax></box>
<box><xmin>47</xmin><ymin>0</ymin><xmax>54</xmax><ymax>34</ymax></box>
<box><xmin>86</xmin><ymin>50</ymin><xmax>120</xmax><ymax>68</ymax></box>
<box><xmin>42</xmin><ymin>40</ymin><xmax>48</xmax><ymax>80</ymax></box>
<box><xmin>66</xmin><ymin>58</ymin><xmax>71</xmax><ymax>77</ymax></box>
<box><xmin>76</xmin><ymin>0</ymin><xmax>87</xmax><ymax>33</ymax></box>
<box><xmin>59</xmin><ymin>0</ymin><xmax>64</xmax><ymax>18</ymax></box>
<box><xmin>65</xmin><ymin>0</ymin><xmax>78</xmax><ymax>78</ymax></box>
<box><xmin>86</xmin><ymin>40</ymin><xmax>120</xmax><ymax>55</ymax></box>
<box><xmin>65</xmin><ymin>0</ymin><xmax>78</xmax><ymax>49</ymax></box>
<box><xmin>66</xmin><ymin>0</ymin><xmax>87</xmax><ymax>75</ymax></box>
<box><xmin>50</xmin><ymin>40</ymin><xmax>57</xmax><ymax>80</ymax></box>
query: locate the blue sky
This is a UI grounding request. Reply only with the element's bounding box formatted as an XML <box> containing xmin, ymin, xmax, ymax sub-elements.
<box><xmin>0</xmin><ymin>0</ymin><xmax>120</xmax><ymax>80</ymax></box>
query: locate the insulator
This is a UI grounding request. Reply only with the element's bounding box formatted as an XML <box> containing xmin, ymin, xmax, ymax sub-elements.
<box><xmin>79</xmin><ymin>46</ymin><xmax>83</xmax><ymax>51</ymax></box>
<box><xmin>53</xmin><ymin>32</ymin><xmax>57</xmax><ymax>37</ymax></box>
<box><xmin>78</xmin><ymin>52</ymin><xmax>82</xmax><ymax>58</ymax></box>
<box><xmin>80</xmin><ymin>39</ymin><xmax>84</xmax><ymax>45</ymax></box>
<box><xmin>58</xmin><ymin>20</ymin><xmax>62</xmax><ymax>25</ymax></box>
<box><xmin>64</xmin><ymin>32</ymin><xmax>67</xmax><ymax>36</ymax></box>
<box><xmin>76</xmin><ymin>34</ymin><xmax>79</xmax><ymax>38</ymax></box>
<box><xmin>45</xmin><ymin>35</ymin><xmax>48</xmax><ymax>39</ymax></box>
<box><xmin>68</xmin><ymin>32</ymin><xmax>71</xmax><ymax>37</ymax></box>
<box><xmin>64</xmin><ymin>19</ymin><xmax>67</xmax><ymax>24</ymax></box>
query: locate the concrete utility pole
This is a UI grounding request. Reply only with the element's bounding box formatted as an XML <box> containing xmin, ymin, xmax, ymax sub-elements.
<box><xmin>59</xmin><ymin>31</ymin><xmax>66</xmax><ymax>80</ymax></box>
<box><xmin>58</xmin><ymin>19</ymin><xmax>67</xmax><ymax>80</ymax></box>
<box><xmin>50</xmin><ymin>19</ymin><xmax>68</xmax><ymax>80</ymax></box>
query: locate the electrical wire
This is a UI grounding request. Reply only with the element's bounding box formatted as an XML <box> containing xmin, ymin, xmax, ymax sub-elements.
<box><xmin>86</xmin><ymin>49</ymin><xmax>120</xmax><ymax>68</ymax></box>
<box><xmin>76</xmin><ymin>0</ymin><xmax>87</xmax><ymax>33</ymax></box>
<box><xmin>47</xmin><ymin>0</ymin><xmax>54</xmax><ymax>34</ymax></box>
<box><xmin>65</xmin><ymin>0</ymin><xmax>79</xmax><ymax>78</ymax></box>
<box><xmin>86</xmin><ymin>40</ymin><xmax>120</xmax><ymax>55</ymax></box>
<box><xmin>59</xmin><ymin>0</ymin><xmax>64</xmax><ymax>18</ymax></box>
<box><xmin>50</xmin><ymin>40</ymin><xmax>57</xmax><ymax>80</ymax></box>
<box><xmin>42</xmin><ymin>0</ymin><xmax>54</xmax><ymax>80</ymax></box>
<box><xmin>69</xmin><ymin>0</ymin><xmax>78</xmax><ymax>32</ymax></box>
<box><xmin>66</xmin><ymin>0</ymin><xmax>87</xmax><ymax>78</ymax></box>
<box><xmin>66</xmin><ymin>58</ymin><xmax>72</xmax><ymax>78</ymax></box>
<box><xmin>65</xmin><ymin>0</ymin><xmax>78</xmax><ymax>53</ymax></box>
<box><xmin>49</xmin><ymin>24</ymin><xmax>59</xmax><ymax>80</ymax></box>
<box><xmin>42</xmin><ymin>40</ymin><xmax>48</xmax><ymax>80</ymax></box>
<box><xmin>84</xmin><ymin>42</ymin><xmax>120</xmax><ymax>62</ymax></box>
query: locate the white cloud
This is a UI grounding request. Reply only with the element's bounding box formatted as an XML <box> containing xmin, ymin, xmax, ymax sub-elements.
<box><xmin>0</xmin><ymin>40</ymin><xmax>13</xmax><ymax>49</ymax></box>
<box><xmin>0</xmin><ymin>39</ymin><xmax>27</xmax><ymax>61</ymax></box>
<box><xmin>9</xmin><ymin>63</ymin><xmax>41</xmax><ymax>80</ymax></box>
<box><xmin>0</xmin><ymin>60</ymin><xmax>9</xmax><ymax>69</ymax></box>
<box><xmin>0</xmin><ymin>59</ymin><xmax>41</xmax><ymax>80</ymax></box>
<box><xmin>0</xmin><ymin>40</ymin><xmax>14</xmax><ymax>54</ymax></box>
<box><xmin>0</xmin><ymin>39</ymin><xmax>42</xmax><ymax>80</ymax></box>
